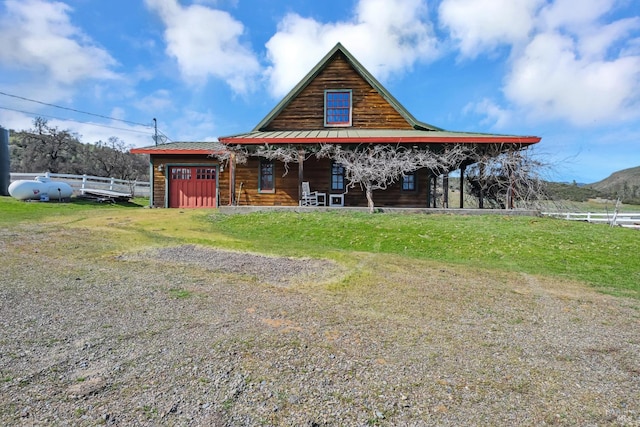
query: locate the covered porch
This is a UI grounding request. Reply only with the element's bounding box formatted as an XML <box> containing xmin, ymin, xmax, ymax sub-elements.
<box><xmin>221</xmin><ymin>138</ymin><xmax>537</xmax><ymax>210</ymax></box>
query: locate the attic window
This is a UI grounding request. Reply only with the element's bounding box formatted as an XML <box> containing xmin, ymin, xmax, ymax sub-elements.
<box><xmin>325</xmin><ymin>90</ymin><xmax>352</xmax><ymax>127</ymax></box>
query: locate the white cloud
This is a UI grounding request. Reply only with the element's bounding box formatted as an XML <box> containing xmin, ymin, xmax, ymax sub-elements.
<box><xmin>134</xmin><ymin>90</ymin><xmax>175</xmax><ymax>114</ymax></box>
<box><xmin>504</xmin><ymin>32</ymin><xmax>640</xmax><ymax>125</ymax></box>
<box><xmin>537</xmin><ymin>0</ymin><xmax>614</xmax><ymax>33</ymax></box>
<box><xmin>438</xmin><ymin>0</ymin><xmax>543</xmax><ymax>58</ymax></box>
<box><xmin>144</xmin><ymin>0</ymin><xmax>260</xmax><ymax>94</ymax></box>
<box><xmin>442</xmin><ymin>0</ymin><xmax>640</xmax><ymax>128</ymax></box>
<box><xmin>464</xmin><ymin>98</ymin><xmax>512</xmax><ymax>129</ymax></box>
<box><xmin>0</xmin><ymin>109</ymin><xmax>36</xmax><ymax>133</ymax></box>
<box><xmin>165</xmin><ymin>109</ymin><xmax>219</xmax><ymax>142</ymax></box>
<box><xmin>264</xmin><ymin>0</ymin><xmax>439</xmax><ymax>97</ymax></box>
<box><xmin>0</xmin><ymin>0</ymin><xmax>117</xmax><ymax>85</ymax></box>
<box><xmin>69</xmin><ymin>121</ymin><xmax>155</xmax><ymax>147</ymax></box>
<box><xmin>578</xmin><ymin>17</ymin><xmax>640</xmax><ymax>60</ymax></box>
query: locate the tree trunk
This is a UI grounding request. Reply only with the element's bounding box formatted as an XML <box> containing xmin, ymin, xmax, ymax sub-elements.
<box><xmin>365</xmin><ymin>184</ymin><xmax>375</xmax><ymax>214</ymax></box>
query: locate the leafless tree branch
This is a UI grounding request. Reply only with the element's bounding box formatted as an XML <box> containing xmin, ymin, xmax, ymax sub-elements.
<box><xmin>317</xmin><ymin>143</ymin><xmax>470</xmax><ymax>213</ymax></box>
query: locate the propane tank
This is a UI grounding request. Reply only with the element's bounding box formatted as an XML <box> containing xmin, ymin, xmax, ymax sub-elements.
<box><xmin>8</xmin><ymin>175</ymin><xmax>73</xmax><ymax>201</ymax></box>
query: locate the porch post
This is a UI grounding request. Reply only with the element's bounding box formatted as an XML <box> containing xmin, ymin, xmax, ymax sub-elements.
<box><xmin>426</xmin><ymin>172</ymin><xmax>431</xmax><ymax>208</ymax></box>
<box><xmin>507</xmin><ymin>164</ymin><xmax>514</xmax><ymax>209</ymax></box>
<box><xmin>432</xmin><ymin>174</ymin><xmax>438</xmax><ymax>208</ymax></box>
<box><xmin>443</xmin><ymin>173</ymin><xmax>449</xmax><ymax>208</ymax></box>
<box><xmin>459</xmin><ymin>165</ymin><xmax>465</xmax><ymax>209</ymax></box>
<box><xmin>298</xmin><ymin>149</ymin><xmax>305</xmax><ymax>203</ymax></box>
<box><xmin>479</xmin><ymin>163</ymin><xmax>485</xmax><ymax>209</ymax></box>
<box><xmin>229</xmin><ymin>153</ymin><xmax>236</xmax><ymax>206</ymax></box>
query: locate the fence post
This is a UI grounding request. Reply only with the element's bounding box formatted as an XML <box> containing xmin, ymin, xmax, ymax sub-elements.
<box><xmin>109</xmin><ymin>177</ymin><xmax>115</xmax><ymax>191</ymax></box>
<box><xmin>82</xmin><ymin>175</ymin><xmax>87</xmax><ymax>189</ymax></box>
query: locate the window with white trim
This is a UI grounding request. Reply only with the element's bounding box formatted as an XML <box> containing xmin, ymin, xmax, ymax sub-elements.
<box><xmin>331</xmin><ymin>162</ymin><xmax>345</xmax><ymax>191</ymax></box>
<box><xmin>324</xmin><ymin>90</ymin><xmax>352</xmax><ymax>127</ymax></box>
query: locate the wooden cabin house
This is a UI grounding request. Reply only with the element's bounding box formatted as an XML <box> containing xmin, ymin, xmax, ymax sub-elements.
<box><xmin>132</xmin><ymin>43</ymin><xmax>540</xmax><ymax>209</ymax></box>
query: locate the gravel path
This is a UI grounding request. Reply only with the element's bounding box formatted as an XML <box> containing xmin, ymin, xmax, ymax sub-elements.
<box><xmin>1</xmin><ymin>225</ymin><xmax>639</xmax><ymax>426</ymax></box>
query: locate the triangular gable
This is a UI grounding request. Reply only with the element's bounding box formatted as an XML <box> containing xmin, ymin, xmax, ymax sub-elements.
<box><xmin>254</xmin><ymin>42</ymin><xmax>443</xmax><ymax>132</ymax></box>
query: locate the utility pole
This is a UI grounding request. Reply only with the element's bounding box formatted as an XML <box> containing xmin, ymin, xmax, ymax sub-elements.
<box><xmin>153</xmin><ymin>118</ymin><xmax>158</xmax><ymax>146</ymax></box>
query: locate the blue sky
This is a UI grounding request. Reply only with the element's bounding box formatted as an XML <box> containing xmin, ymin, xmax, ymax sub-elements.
<box><xmin>0</xmin><ymin>0</ymin><xmax>638</xmax><ymax>183</ymax></box>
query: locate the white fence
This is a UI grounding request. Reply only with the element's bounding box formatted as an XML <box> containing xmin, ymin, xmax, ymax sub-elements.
<box><xmin>10</xmin><ymin>172</ymin><xmax>150</xmax><ymax>198</ymax></box>
<box><xmin>542</xmin><ymin>211</ymin><xmax>640</xmax><ymax>229</ymax></box>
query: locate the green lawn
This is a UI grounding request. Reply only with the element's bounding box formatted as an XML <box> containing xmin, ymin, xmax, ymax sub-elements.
<box><xmin>1</xmin><ymin>196</ymin><xmax>638</xmax><ymax>299</ymax></box>
<box><xmin>209</xmin><ymin>211</ymin><xmax>639</xmax><ymax>298</ymax></box>
<box><xmin>0</xmin><ymin>196</ymin><xmax>148</xmax><ymax>225</ymax></box>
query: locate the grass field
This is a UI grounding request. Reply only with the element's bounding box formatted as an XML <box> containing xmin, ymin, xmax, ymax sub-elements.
<box><xmin>1</xmin><ymin>196</ymin><xmax>637</xmax><ymax>299</ymax></box>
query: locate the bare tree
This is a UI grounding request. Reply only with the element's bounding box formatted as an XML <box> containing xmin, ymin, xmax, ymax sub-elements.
<box><xmin>90</xmin><ymin>137</ymin><xmax>148</xmax><ymax>180</ymax></box>
<box><xmin>465</xmin><ymin>145</ymin><xmax>548</xmax><ymax>209</ymax></box>
<box><xmin>208</xmin><ymin>142</ymin><xmax>248</xmax><ymax>168</ymax></box>
<box><xmin>254</xmin><ymin>144</ymin><xmax>305</xmax><ymax>175</ymax></box>
<box><xmin>9</xmin><ymin>117</ymin><xmax>148</xmax><ymax>180</ymax></box>
<box><xmin>12</xmin><ymin>117</ymin><xmax>80</xmax><ymax>173</ymax></box>
<box><xmin>317</xmin><ymin>143</ymin><xmax>469</xmax><ymax>213</ymax></box>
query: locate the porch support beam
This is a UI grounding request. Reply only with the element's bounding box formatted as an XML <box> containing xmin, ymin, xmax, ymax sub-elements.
<box><xmin>297</xmin><ymin>149</ymin><xmax>305</xmax><ymax>203</ymax></box>
<box><xmin>479</xmin><ymin>163</ymin><xmax>485</xmax><ymax>209</ymax></box>
<box><xmin>229</xmin><ymin>153</ymin><xmax>237</xmax><ymax>206</ymax></box>
<box><xmin>459</xmin><ymin>165</ymin><xmax>465</xmax><ymax>209</ymax></box>
<box><xmin>443</xmin><ymin>173</ymin><xmax>449</xmax><ymax>208</ymax></box>
<box><xmin>425</xmin><ymin>172</ymin><xmax>431</xmax><ymax>208</ymax></box>
<box><xmin>432</xmin><ymin>174</ymin><xmax>438</xmax><ymax>208</ymax></box>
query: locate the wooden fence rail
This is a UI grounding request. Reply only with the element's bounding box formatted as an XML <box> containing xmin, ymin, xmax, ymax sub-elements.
<box><xmin>542</xmin><ymin>212</ymin><xmax>640</xmax><ymax>229</ymax></box>
<box><xmin>10</xmin><ymin>172</ymin><xmax>150</xmax><ymax>198</ymax></box>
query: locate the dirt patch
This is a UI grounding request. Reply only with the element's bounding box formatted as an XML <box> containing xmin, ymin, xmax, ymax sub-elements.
<box><xmin>1</xmin><ymin>227</ymin><xmax>639</xmax><ymax>426</ymax></box>
<box><xmin>122</xmin><ymin>244</ymin><xmax>341</xmax><ymax>286</ymax></box>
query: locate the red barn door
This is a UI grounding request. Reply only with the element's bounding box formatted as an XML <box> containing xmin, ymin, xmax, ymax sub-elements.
<box><xmin>168</xmin><ymin>166</ymin><xmax>217</xmax><ymax>208</ymax></box>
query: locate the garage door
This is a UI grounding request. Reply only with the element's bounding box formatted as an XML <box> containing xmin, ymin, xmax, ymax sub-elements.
<box><xmin>168</xmin><ymin>166</ymin><xmax>217</xmax><ymax>208</ymax></box>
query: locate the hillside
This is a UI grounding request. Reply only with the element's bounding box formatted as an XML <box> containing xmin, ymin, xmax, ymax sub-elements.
<box><xmin>588</xmin><ymin>165</ymin><xmax>640</xmax><ymax>204</ymax></box>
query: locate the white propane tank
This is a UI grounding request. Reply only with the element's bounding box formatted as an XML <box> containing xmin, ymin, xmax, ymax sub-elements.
<box><xmin>8</xmin><ymin>176</ymin><xmax>73</xmax><ymax>201</ymax></box>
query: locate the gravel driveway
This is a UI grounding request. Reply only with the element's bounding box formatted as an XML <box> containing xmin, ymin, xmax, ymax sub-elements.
<box><xmin>1</xmin><ymin>224</ymin><xmax>639</xmax><ymax>426</ymax></box>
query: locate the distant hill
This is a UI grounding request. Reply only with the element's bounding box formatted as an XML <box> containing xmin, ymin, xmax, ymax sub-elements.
<box><xmin>543</xmin><ymin>181</ymin><xmax>602</xmax><ymax>202</ymax></box>
<box><xmin>587</xmin><ymin>166</ymin><xmax>640</xmax><ymax>204</ymax></box>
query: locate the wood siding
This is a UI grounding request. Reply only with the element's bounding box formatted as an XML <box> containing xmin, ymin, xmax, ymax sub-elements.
<box><xmin>151</xmin><ymin>155</ymin><xmax>433</xmax><ymax>208</ymax></box>
<box><xmin>309</xmin><ymin>158</ymin><xmax>431</xmax><ymax>208</ymax></box>
<box><xmin>234</xmin><ymin>158</ymin><xmax>299</xmax><ymax>206</ymax></box>
<box><xmin>264</xmin><ymin>52</ymin><xmax>413</xmax><ymax>131</ymax></box>
<box><xmin>235</xmin><ymin>157</ymin><xmax>430</xmax><ymax>208</ymax></box>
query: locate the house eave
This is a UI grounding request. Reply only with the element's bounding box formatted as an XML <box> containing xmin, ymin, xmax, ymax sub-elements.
<box><xmin>219</xmin><ymin>135</ymin><xmax>541</xmax><ymax>145</ymax></box>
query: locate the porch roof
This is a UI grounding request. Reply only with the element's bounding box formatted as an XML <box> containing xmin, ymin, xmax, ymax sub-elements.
<box><xmin>218</xmin><ymin>129</ymin><xmax>541</xmax><ymax>145</ymax></box>
<box><xmin>130</xmin><ymin>141</ymin><xmax>222</xmax><ymax>155</ymax></box>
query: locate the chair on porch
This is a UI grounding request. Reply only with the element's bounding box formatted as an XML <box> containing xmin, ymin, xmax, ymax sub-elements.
<box><xmin>300</xmin><ymin>182</ymin><xmax>326</xmax><ymax>206</ymax></box>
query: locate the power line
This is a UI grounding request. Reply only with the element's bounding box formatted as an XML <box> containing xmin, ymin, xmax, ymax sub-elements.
<box><xmin>0</xmin><ymin>105</ymin><xmax>154</xmax><ymax>136</ymax></box>
<box><xmin>0</xmin><ymin>90</ymin><xmax>152</xmax><ymax>128</ymax></box>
